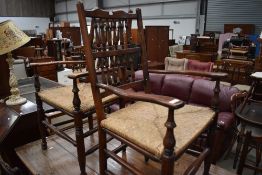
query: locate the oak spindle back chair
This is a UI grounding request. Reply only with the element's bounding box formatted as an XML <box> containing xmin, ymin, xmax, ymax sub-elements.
<box><xmin>31</xmin><ymin>60</ymin><xmax>118</xmax><ymax>175</ymax></box>
<box><xmin>77</xmin><ymin>2</ymin><xmax>226</xmax><ymax>175</ymax></box>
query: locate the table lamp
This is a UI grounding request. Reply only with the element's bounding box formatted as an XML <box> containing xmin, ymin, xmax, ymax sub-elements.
<box><xmin>0</xmin><ymin>20</ymin><xmax>30</xmax><ymax>105</ymax></box>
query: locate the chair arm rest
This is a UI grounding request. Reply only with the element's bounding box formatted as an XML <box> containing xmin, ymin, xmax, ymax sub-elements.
<box><xmin>67</xmin><ymin>72</ymin><xmax>89</xmax><ymax>79</ymax></box>
<box><xmin>97</xmin><ymin>83</ymin><xmax>184</xmax><ymax>110</ymax></box>
<box><xmin>68</xmin><ymin>70</ymin><xmax>105</xmax><ymax>79</ymax></box>
<box><xmin>183</xmin><ymin>148</ymin><xmax>210</xmax><ymax>175</ymax></box>
<box><xmin>30</xmin><ymin>60</ymin><xmax>85</xmax><ymax>67</ymax></box>
<box><xmin>149</xmin><ymin>69</ymin><xmax>228</xmax><ymax>80</ymax></box>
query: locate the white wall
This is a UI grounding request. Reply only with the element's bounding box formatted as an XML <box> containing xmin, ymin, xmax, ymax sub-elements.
<box><xmin>55</xmin><ymin>0</ymin><xmax>198</xmax><ymax>42</ymax></box>
<box><xmin>0</xmin><ymin>17</ymin><xmax>50</xmax><ymax>34</ymax></box>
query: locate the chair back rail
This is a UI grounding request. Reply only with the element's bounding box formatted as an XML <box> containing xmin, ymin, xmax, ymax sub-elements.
<box><xmin>77</xmin><ymin>3</ymin><xmax>150</xmax><ymax>104</ymax></box>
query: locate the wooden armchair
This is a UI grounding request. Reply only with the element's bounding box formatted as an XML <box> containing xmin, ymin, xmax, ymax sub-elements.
<box><xmin>77</xmin><ymin>2</ymin><xmax>227</xmax><ymax>175</ymax></box>
<box><xmin>30</xmin><ymin>60</ymin><xmax>119</xmax><ymax>175</ymax></box>
<box><xmin>214</xmin><ymin>59</ymin><xmax>254</xmax><ymax>89</ymax></box>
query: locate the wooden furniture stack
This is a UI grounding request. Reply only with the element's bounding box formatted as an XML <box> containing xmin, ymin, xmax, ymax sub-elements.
<box><xmin>176</xmin><ymin>36</ymin><xmax>218</xmax><ymax>62</ymax></box>
<box><xmin>48</xmin><ymin>27</ymin><xmax>81</xmax><ymax>46</ymax></box>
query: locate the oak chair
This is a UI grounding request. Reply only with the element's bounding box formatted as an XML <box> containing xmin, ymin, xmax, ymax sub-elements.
<box><xmin>77</xmin><ymin>2</ymin><xmax>227</xmax><ymax>175</ymax></box>
<box><xmin>31</xmin><ymin>60</ymin><xmax>119</xmax><ymax>175</ymax></box>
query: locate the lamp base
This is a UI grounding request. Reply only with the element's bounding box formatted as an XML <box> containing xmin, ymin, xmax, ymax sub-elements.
<box><xmin>5</xmin><ymin>96</ymin><xmax>27</xmax><ymax>106</ymax></box>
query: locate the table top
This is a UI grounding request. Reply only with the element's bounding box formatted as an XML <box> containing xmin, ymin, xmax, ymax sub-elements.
<box><xmin>235</xmin><ymin>102</ymin><xmax>262</xmax><ymax>127</ymax></box>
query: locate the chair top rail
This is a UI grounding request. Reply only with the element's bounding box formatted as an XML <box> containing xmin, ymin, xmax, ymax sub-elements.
<box><xmin>85</xmin><ymin>8</ymin><xmax>138</xmax><ymax>19</ymax></box>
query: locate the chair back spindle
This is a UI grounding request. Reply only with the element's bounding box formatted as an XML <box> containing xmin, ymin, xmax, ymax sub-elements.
<box><xmin>77</xmin><ymin>4</ymin><xmax>150</xmax><ymax>123</ymax></box>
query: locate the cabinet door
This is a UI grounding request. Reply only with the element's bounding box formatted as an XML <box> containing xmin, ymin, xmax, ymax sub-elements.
<box><xmin>157</xmin><ymin>26</ymin><xmax>169</xmax><ymax>63</ymax></box>
<box><xmin>145</xmin><ymin>26</ymin><xmax>169</xmax><ymax>63</ymax></box>
<box><xmin>145</xmin><ymin>27</ymin><xmax>159</xmax><ymax>62</ymax></box>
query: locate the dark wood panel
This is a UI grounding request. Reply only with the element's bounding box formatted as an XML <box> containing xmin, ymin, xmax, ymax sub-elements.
<box><xmin>224</xmin><ymin>24</ymin><xmax>255</xmax><ymax>35</ymax></box>
<box><xmin>176</xmin><ymin>50</ymin><xmax>216</xmax><ymax>62</ymax></box>
<box><xmin>0</xmin><ymin>54</ymin><xmax>10</xmax><ymax>99</ymax></box>
<box><xmin>145</xmin><ymin>26</ymin><xmax>169</xmax><ymax>63</ymax></box>
<box><xmin>0</xmin><ymin>0</ymin><xmax>54</xmax><ymax>17</ymax></box>
<box><xmin>30</xmin><ymin>57</ymin><xmax>58</xmax><ymax>82</ymax></box>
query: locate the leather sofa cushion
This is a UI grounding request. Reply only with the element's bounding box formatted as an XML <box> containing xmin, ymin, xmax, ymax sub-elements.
<box><xmin>161</xmin><ymin>74</ymin><xmax>194</xmax><ymax>102</ymax></box>
<box><xmin>189</xmin><ymin>79</ymin><xmax>239</xmax><ymax>112</ymax></box>
<box><xmin>134</xmin><ymin>70</ymin><xmax>165</xmax><ymax>95</ymax></box>
<box><xmin>187</xmin><ymin>60</ymin><xmax>213</xmax><ymax>72</ymax></box>
<box><xmin>218</xmin><ymin>112</ymin><xmax>235</xmax><ymax>130</ymax></box>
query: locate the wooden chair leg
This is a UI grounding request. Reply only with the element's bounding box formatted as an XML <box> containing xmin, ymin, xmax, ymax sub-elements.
<box><xmin>237</xmin><ymin>132</ymin><xmax>252</xmax><ymax>175</ymax></box>
<box><xmin>36</xmin><ymin>95</ymin><xmax>47</xmax><ymax>150</ymax></box>
<box><xmin>233</xmin><ymin>134</ymin><xmax>243</xmax><ymax>169</ymax></box>
<box><xmin>161</xmin><ymin>153</ymin><xmax>175</xmax><ymax>175</ymax></box>
<box><xmin>224</xmin><ymin>129</ymin><xmax>239</xmax><ymax>159</ymax></box>
<box><xmin>74</xmin><ymin>114</ymin><xmax>86</xmax><ymax>175</ymax></box>
<box><xmin>254</xmin><ymin>144</ymin><xmax>262</xmax><ymax>175</ymax></box>
<box><xmin>99</xmin><ymin>128</ymin><xmax>107</xmax><ymax>175</ymax></box>
<box><xmin>88</xmin><ymin>115</ymin><xmax>93</xmax><ymax>130</ymax></box>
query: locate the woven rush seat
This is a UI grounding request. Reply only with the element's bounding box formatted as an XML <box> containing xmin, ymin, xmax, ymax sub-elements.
<box><xmin>38</xmin><ymin>83</ymin><xmax>118</xmax><ymax>113</ymax></box>
<box><xmin>102</xmin><ymin>101</ymin><xmax>215</xmax><ymax>158</ymax></box>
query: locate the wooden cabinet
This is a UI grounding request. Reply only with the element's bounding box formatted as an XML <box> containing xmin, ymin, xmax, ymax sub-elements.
<box><xmin>30</xmin><ymin>57</ymin><xmax>58</xmax><ymax>82</ymax></box>
<box><xmin>224</xmin><ymin>24</ymin><xmax>255</xmax><ymax>35</ymax></box>
<box><xmin>176</xmin><ymin>50</ymin><xmax>216</xmax><ymax>62</ymax></box>
<box><xmin>145</xmin><ymin>26</ymin><xmax>169</xmax><ymax>63</ymax></box>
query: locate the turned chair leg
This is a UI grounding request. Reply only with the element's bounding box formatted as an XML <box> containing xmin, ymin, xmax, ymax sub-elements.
<box><xmin>254</xmin><ymin>144</ymin><xmax>261</xmax><ymax>175</ymax></box>
<box><xmin>36</xmin><ymin>96</ymin><xmax>47</xmax><ymax>150</ymax></box>
<box><xmin>74</xmin><ymin>114</ymin><xmax>86</xmax><ymax>175</ymax></box>
<box><xmin>99</xmin><ymin>128</ymin><xmax>108</xmax><ymax>175</ymax></box>
<box><xmin>233</xmin><ymin>134</ymin><xmax>243</xmax><ymax>169</ymax></box>
<box><xmin>88</xmin><ymin>115</ymin><xmax>93</xmax><ymax>130</ymax></box>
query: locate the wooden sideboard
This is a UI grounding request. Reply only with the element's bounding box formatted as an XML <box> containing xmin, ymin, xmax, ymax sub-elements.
<box><xmin>176</xmin><ymin>50</ymin><xmax>217</xmax><ymax>62</ymax></box>
<box><xmin>29</xmin><ymin>57</ymin><xmax>58</xmax><ymax>82</ymax></box>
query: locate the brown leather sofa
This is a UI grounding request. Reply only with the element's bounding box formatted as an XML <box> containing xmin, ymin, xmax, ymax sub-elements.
<box><xmin>134</xmin><ymin>70</ymin><xmax>239</xmax><ymax>162</ymax></box>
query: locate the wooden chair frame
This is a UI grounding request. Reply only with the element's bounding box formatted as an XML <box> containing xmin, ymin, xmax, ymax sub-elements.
<box><xmin>31</xmin><ymin>60</ymin><xmax>118</xmax><ymax>175</ymax></box>
<box><xmin>77</xmin><ymin>2</ymin><xmax>227</xmax><ymax>175</ymax></box>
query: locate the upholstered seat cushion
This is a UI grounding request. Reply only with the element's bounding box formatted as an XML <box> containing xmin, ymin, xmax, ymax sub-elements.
<box><xmin>102</xmin><ymin>101</ymin><xmax>215</xmax><ymax>158</ymax></box>
<box><xmin>38</xmin><ymin>83</ymin><xmax>118</xmax><ymax>113</ymax></box>
<box><xmin>165</xmin><ymin>57</ymin><xmax>187</xmax><ymax>71</ymax></box>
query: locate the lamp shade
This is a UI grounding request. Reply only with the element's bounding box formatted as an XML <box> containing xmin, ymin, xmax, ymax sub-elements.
<box><xmin>0</xmin><ymin>20</ymin><xmax>30</xmax><ymax>55</ymax></box>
